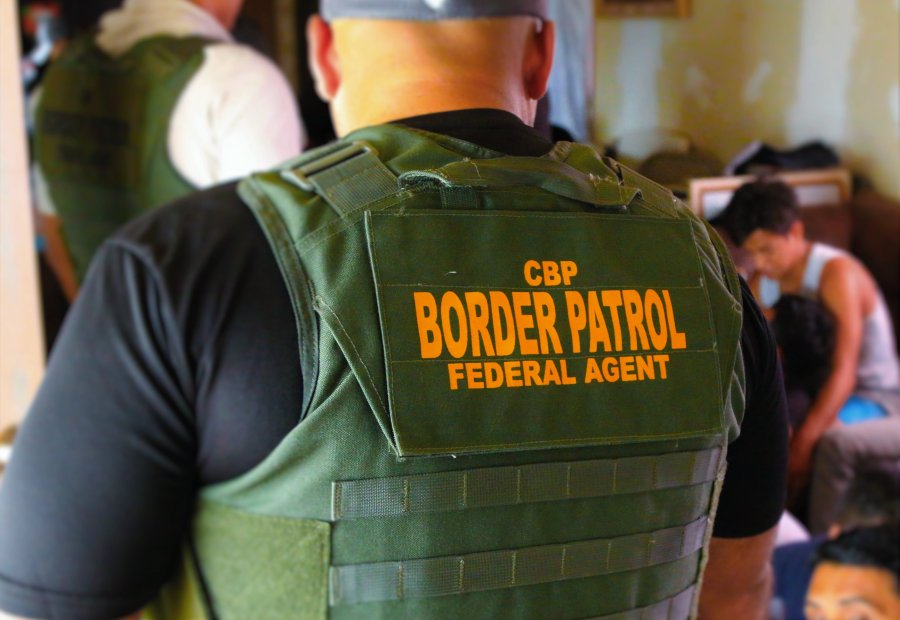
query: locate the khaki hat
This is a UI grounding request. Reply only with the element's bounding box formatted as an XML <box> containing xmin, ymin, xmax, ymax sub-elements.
<box><xmin>321</xmin><ymin>0</ymin><xmax>548</xmax><ymax>21</ymax></box>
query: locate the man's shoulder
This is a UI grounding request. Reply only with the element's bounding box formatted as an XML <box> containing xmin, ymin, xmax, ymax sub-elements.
<box><xmin>812</xmin><ymin>243</ymin><xmax>859</xmax><ymax>274</ymax></box>
<box><xmin>108</xmin><ymin>182</ymin><xmax>261</xmax><ymax>266</ymax></box>
<box><xmin>817</xmin><ymin>247</ymin><xmax>874</xmax><ymax>298</ymax></box>
<box><xmin>116</xmin><ymin>181</ymin><xmax>244</xmax><ymax>229</ymax></box>
<box><xmin>91</xmin><ymin>181</ymin><xmax>284</xmax><ymax>338</ymax></box>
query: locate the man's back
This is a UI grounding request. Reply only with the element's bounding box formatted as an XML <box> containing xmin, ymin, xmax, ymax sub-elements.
<box><xmin>0</xmin><ymin>2</ymin><xmax>788</xmax><ymax>618</ymax></box>
<box><xmin>0</xmin><ymin>108</ymin><xmax>787</xmax><ymax>620</ymax></box>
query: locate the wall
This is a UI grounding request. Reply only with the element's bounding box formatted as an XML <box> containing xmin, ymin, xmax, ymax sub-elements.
<box><xmin>594</xmin><ymin>0</ymin><xmax>900</xmax><ymax>199</ymax></box>
<box><xmin>1</xmin><ymin>1</ymin><xmax>45</xmax><ymax>431</ymax></box>
<box><xmin>241</xmin><ymin>0</ymin><xmax>300</xmax><ymax>92</ymax></box>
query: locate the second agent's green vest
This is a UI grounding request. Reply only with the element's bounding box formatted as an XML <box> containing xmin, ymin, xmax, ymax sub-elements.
<box><xmin>149</xmin><ymin>124</ymin><xmax>745</xmax><ymax>620</ymax></box>
<box><xmin>33</xmin><ymin>35</ymin><xmax>208</xmax><ymax>281</ymax></box>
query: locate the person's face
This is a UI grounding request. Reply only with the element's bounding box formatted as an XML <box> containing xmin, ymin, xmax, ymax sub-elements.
<box><xmin>805</xmin><ymin>562</ymin><xmax>900</xmax><ymax>620</ymax></box>
<box><xmin>741</xmin><ymin>224</ymin><xmax>803</xmax><ymax>280</ymax></box>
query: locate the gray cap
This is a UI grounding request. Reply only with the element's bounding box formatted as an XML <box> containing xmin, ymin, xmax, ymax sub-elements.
<box><xmin>321</xmin><ymin>0</ymin><xmax>548</xmax><ymax>21</ymax></box>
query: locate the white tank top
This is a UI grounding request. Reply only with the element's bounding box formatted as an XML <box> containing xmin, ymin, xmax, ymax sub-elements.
<box><xmin>759</xmin><ymin>243</ymin><xmax>900</xmax><ymax>390</ymax></box>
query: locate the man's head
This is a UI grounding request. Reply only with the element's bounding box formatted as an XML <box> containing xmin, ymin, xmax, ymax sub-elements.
<box><xmin>308</xmin><ymin>0</ymin><xmax>554</xmax><ymax>136</ymax></box>
<box><xmin>720</xmin><ymin>178</ymin><xmax>806</xmax><ymax>280</ymax></box>
<box><xmin>772</xmin><ymin>295</ymin><xmax>834</xmax><ymax>396</ymax></box>
<box><xmin>805</xmin><ymin>525</ymin><xmax>900</xmax><ymax>620</ymax></box>
<box><xmin>191</xmin><ymin>0</ymin><xmax>243</xmax><ymax>30</ymax></box>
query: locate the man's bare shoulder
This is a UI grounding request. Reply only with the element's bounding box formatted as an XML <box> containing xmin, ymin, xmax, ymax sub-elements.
<box><xmin>819</xmin><ymin>252</ymin><xmax>877</xmax><ymax>313</ymax></box>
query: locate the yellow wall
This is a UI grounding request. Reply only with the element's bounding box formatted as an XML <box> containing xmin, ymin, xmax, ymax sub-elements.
<box><xmin>594</xmin><ymin>0</ymin><xmax>900</xmax><ymax>199</ymax></box>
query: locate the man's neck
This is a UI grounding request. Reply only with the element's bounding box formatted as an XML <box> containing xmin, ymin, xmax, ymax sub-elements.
<box><xmin>333</xmin><ymin>79</ymin><xmax>535</xmax><ymax>136</ymax></box>
<box><xmin>328</xmin><ymin>19</ymin><xmax>539</xmax><ymax>136</ymax></box>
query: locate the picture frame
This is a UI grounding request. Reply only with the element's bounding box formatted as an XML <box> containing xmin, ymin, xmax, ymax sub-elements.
<box><xmin>687</xmin><ymin>168</ymin><xmax>853</xmax><ymax>220</ymax></box>
<box><xmin>596</xmin><ymin>0</ymin><xmax>691</xmax><ymax>19</ymax></box>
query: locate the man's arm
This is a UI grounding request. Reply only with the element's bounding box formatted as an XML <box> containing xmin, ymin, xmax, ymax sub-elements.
<box><xmin>31</xmin><ymin>149</ymin><xmax>79</xmax><ymax>301</ymax></box>
<box><xmin>701</xmin><ymin>278</ymin><xmax>787</xmax><ymax>618</ymax></box>
<box><xmin>698</xmin><ymin>526</ymin><xmax>777</xmax><ymax>620</ymax></box>
<box><xmin>789</xmin><ymin>259</ymin><xmax>863</xmax><ymax>494</ymax></box>
<box><xmin>37</xmin><ymin>213</ymin><xmax>78</xmax><ymax>302</ymax></box>
<box><xmin>0</xmin><ymin>241</ymin><xmax>196</xmax><ymax>619</ymax></box>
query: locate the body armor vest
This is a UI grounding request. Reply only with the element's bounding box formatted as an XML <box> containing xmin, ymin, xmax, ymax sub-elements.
<box><xmin>148</xmin><ymin>124</ymin><xmax>745</xmax><ymax>620</ymax></box>
<box><xmin>33</xmin><ymin>35</ymin><xmax>207</xmax><ymax>281</ymax></box>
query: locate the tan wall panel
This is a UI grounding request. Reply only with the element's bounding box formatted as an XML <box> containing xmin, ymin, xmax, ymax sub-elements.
<box><xmin>593</xmin><ymin>0</ymin><xmax>900</xmax><ymax>199</ymax></box>
<box><xmin>0</xmin><ymin>1</ymin><xmax>45</xmax><ymax>430</ymax></box>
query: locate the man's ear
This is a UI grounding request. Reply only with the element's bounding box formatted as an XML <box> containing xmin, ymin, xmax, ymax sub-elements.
<box><xmin>523</xmin><ymin>19</ymin><xmax>555</xmax><ymax>100</ymax></box>
<box><xmin>789</xmin><ymin>219</ymin><xmax>805</xmax><ymax>240</ymax></box>
<box><xmin>307</xmin><ymin>15</ymin><xmax>340</xmax><ymax>101</ymax></box>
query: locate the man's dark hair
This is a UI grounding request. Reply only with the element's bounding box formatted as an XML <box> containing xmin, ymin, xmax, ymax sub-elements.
<box><xmin>835</xmin><ymin>469</ymin><xmax>900</xmax><ymax>530</ymax></box>
<box><xmin>813</xmin><ymin>525</ymin><xmax>900</xmax><ymax>590</ymax></box>
<box><xmin>719</xmin><ymin>177</ymin><xmax>799</xmax><ymax>246</ymax></box>
<box><xmin>772</xmin><ymin>295</ymin><xmax>834</xmax><ymax>397</ymax></box>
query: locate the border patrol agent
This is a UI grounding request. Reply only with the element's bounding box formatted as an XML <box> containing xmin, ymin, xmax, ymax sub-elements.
<box><xmin>32</xmin><ymin>0</ymin><xmax>301</xmax><ymax>292</ymax></box>
<box><xmin>0</xmin><ymin>1</ymin><xmax>786</xmax><ymax>619</ymax></box>
<box><xmin>149</xmin><ymin>1</ymin><xmax>750</xmax><ymax>618</ymax></box>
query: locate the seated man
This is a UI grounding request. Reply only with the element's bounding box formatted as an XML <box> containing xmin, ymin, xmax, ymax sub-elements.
<box><xmin>805</xmin><ymin>525</ymin><xmax>900</xmax><ymax>620</ymax></box>
<box><xmin>720</xmin><ymin>178</ymin><xmax>900</xmax><ymax>495</ymax></box>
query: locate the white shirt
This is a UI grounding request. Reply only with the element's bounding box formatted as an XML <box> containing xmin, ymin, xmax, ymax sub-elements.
<box><xmin>760</xmin><ymin>242</ymin><xmax>900</xmax><ymax>390</ymax></box>
<box><xmin>35</xmin><ymin>0</ymin><xmax>303</xmax><ymax>214</ymax></box>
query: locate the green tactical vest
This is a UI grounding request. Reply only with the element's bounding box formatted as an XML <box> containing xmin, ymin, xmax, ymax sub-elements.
<box><xmin>33</xmin><ymin>34</ymin><xmax>208</xmax><ymax>282</ymax></box>
<box><xmin>147</xmin><ymin>124</ymin><xmax>745</xmax><ymax>620</ymax></box>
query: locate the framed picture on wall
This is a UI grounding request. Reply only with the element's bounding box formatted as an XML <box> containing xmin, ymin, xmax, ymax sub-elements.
<box><xmin>688</xmin><ymin>169</ymin><xmax>853</xmax><ymax>220</ymax></box>
<box><xmin>596</xmin><ymin>0</ymin><xmax>691</xmax><ymax>18</ymax></box>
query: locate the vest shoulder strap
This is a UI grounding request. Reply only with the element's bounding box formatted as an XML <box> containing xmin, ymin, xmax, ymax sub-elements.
<box><xmin>259</xmin><ymin>126</ymin><xmax>671</xmax><ymax>220</ymax></box>
<box><xmin>54</xmin><ymin>32</ymin><xmax>210</xmax><ymax>72</ymax></box>
<box><xmin>279</xmin><ymin>141</ymin><xmax>399</xmax><ymax>218</ymax></box>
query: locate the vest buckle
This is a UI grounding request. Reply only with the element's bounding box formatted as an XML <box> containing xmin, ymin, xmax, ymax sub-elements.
<box><xmin>281</xmin><ymin>141</ymin><xmax>377</xmax><ymax>192</ymax></box>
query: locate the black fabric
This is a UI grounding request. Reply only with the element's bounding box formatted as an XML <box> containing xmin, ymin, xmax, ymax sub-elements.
<box><xmin>0</xmin><ymin>109</ymin><xmax>788</xmax><ymax>619</ymax></box>
<box><xmin>715</xmin><ymin>277</ymin><xmax>789</xmax><ymax>538</ymax></box>
<box><xmin>392</xmin><ymin>108</ymin><xmax>555</xmax><ymax>156</ymax></box>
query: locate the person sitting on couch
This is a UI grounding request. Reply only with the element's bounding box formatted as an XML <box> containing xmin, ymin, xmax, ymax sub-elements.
<box><xmin>719</xmin><ymin>178</ymin><xmax>900</xmax><ymax>498</ymax></box>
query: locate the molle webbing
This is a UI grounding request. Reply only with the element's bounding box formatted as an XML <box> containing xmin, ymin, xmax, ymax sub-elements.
<box><xmin>329</xmin><ymin>517</ymin><xmax>707</xmax><ymax>605</ymax></box>
<box><xmin>332</xmin><ymin>448</ymin><xmax>721</xmax><ymax>520</ymax></box>
<box><xmin>581</xmin><ymin>586</ymin><xmax>695</xmax><ymax>620</ymax></box>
